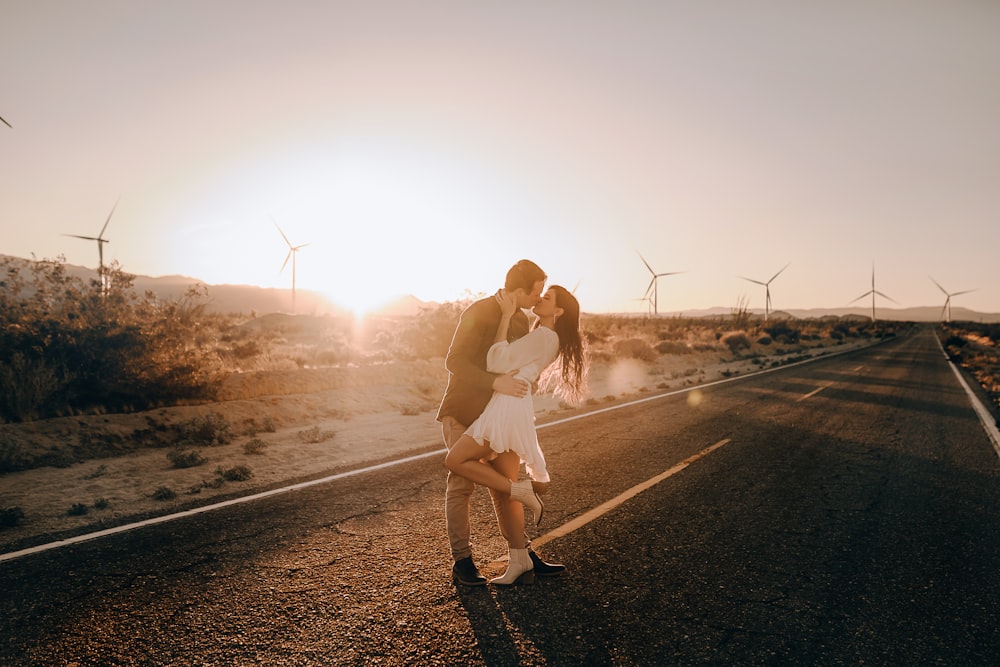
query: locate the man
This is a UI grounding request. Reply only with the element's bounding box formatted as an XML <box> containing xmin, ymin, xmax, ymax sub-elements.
<box><xmin>437</xmin><ymin>259</ymin><xmax>566</xmax><ymax>586</ymax></box>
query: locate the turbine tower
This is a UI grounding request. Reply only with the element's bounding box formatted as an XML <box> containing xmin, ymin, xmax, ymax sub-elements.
<box><xmin>850</xmin><ymin>262</ymin><xmax>896</xmax><ymax>322</ymax></box>
<box><xmin>930</xmin><ymin>277</ymin><xmax>976</xmax><ymax>323</ymax></box>
<box><xmin>637</xmin><ymin>251</ymin><xmax>683</xmax><ymax>316</ymax></box>
<box><xmin>275</xmin><ymin>221</ymin><xmax>309</xmax><ymax>314</ymax></box>
<box><xmin>63</xmin><ymin>199</ymin><xmax>119</xmax><ymax>289</ymax></box>
<box><xmin>740</xmin><ymin>263</ymin><xmax>789</xmax><ymax>322</ymax></box>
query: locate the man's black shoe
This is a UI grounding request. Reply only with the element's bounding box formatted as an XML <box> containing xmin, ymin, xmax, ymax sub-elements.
<box><xmin>452</xmin><ymin>557</ymin><xmax>487</xmax><ymax>586</ymax></box>
<box><xmin>529</xmin><ymin>550</ymin><xmax>566</xmax><ymax>577</ymax></box>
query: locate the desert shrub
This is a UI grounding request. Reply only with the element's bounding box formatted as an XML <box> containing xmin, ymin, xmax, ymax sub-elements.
<box><xmin>655</xmin><ymin>341</ymin><xmax>691</xmax><ymax>355</ymax></box>
<box><xmin>243</xmin><ymin>416</ymin><xmax>276</xmax><ymax>436</ymax></box>
<box><xmin>0</xmin><ymin>257</ymin><xmax>223</xmax><ymax>422</ymax></box>
<box><xmin>730</xmin><ymin>296</ymin><xmax>752</xmax><ymax>330</ymax></box>
<box><xmin>297</xmin><ymin>425</ymin><xmax>335</xmax><ymax>444</ymax></box>
<box><xmin>756</xmin><ymin>335</ymin><xmax>773</xmax><ymax>346</ymax></box>
<box><xmin>93</xmin><ymin>498</ymin><xmax>110</xmax><ymax>510</ymax></box>
<box><xmin>390</xmin><ymin>301</ymin><xmax>466</xmax><ymax>359</ymax></box>
<box><xmin>167</xmin><ymin>448</ymin><xmax>207</xmax><ymax>469</ymax></box>
<box><xmin>177</xmin><ymin>413</ymin><xmax>232</xmax><ymax>446</ymax></box>
<box><xmin>0</xmin><ymin>352</ymin><xmax>62</xmax><ymax>422</ymax></box>
<box><xmin>243</xmin><ymin>438</ymin><xmax>268</xmax><ymax>455</ymax></box>
<box><xmin>613</xmin><ymin>338</ymin><xmax>658</xmax><ymax>362</ymax></box>
<box><xmin>0</xmin><ymin>506</ymin><xmax>25</xmax><ymax>528</ymax></box>
<box><xmin>764</xmin><ymin>321</ymin><xmax>800</xmax><ymax>344</ymax></box>
<box><xmin>216</xmin><ymin>465</ymin><xmax>253</xmax><ymax>482</ymax></box>
<box><xmin>943</xmin><ymin>334</ymin><xmax>967</xmax><ymax>349</ymax></box>
<box><xmin>152</xmin><ymin>486</ymin><xmax>176</xmax><ymax>501</ymax></box>
<box><xmin>0</xmin><ymin>430</ymin><xmax>28</xmax><ymax>474</ymax></box>
<box><xmin>721</xmin><ymin>332</ymin><xmax>752</xmax><ymax>354</ymax></box>
<box><xmin>68</xmin><ymin>503</ymin><xmax>89</xmax><ymax>516</ymax></box>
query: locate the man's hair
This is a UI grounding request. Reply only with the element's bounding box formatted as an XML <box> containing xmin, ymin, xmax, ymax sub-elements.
<box><xmin>504</xmin><ymin>259</ymin><xmax>546</xmax><ymax>292</ymax></box>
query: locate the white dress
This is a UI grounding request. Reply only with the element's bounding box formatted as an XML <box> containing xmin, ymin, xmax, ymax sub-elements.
<box><xmin>465</xmin><ymin>326</ymin><xmax>559</xmax><ymax>482</ymax></box>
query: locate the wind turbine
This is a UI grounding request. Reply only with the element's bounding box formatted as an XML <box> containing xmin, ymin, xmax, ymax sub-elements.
<box><xmin>63</xmin><ymin>199</ymin><xmax>119</xmax><ymax>288</ymax></box>
<box><xmin>274</xmin><ymin>221</ymin><xmax>309</xmax><ymax>314</ymax></box>
<box><xmin>929</xmin><ymin>277</ymin><xmax>976</xmax><ymax>322</ymax></box>
<box><xmin>632</xmin><ymin>293</ymin><xmax>654</xmax><ymax>316</ymax></box>
<box><xmin>850</xmin><ymin>262</ymin><xmax>896</xmax><ymax>322</ymax></box>
<box><xmin>740</xmin><ymin>263</ymin><xmax>789</xmax><ymax>322</ymax></box>
<box><xmin>637</xmin><ymin>251</ymin><xmax>683</xmax><ymax>316</ymax></box>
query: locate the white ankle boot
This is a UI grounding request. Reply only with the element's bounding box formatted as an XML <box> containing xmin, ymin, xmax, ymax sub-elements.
<box><xmin>509</xmin><ymin>479</ymin><xmax>544</xmax><ymax>527</ymax></box>
<box><xmin>491</xmin><ymin>548</ymin><xmax>534</xmax><ymax>585</ymax></box>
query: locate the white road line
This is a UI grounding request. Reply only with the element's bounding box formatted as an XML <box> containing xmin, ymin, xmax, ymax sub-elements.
<box><xmin>1</xmin><ymin>339</ymin><xmax>881</xmax><ymax>564</ymax></box>
<box><xmin>936</xmin><ymin>336</ymin><xmax>1000</xmax><ymax>460</ymax></box>
<box><xmin>0</xmin><ymin>450</ymin><xmax>443</xmax><ymax>564</ymax></box>
<box><xmin>527</xmin><ymin>439</ymin><xmax>731</xmax><ymax>551</ymax></box>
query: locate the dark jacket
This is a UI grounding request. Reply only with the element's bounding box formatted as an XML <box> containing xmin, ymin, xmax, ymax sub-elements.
<box><xmin>436</xmin><ymin>291</ymin><xmax>531</xmax><ymax>427</ymax></box>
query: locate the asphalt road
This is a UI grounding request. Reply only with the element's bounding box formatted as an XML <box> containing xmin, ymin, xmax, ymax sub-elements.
<box><xmin>2</xmin><ymin>327</ymin><xmax>999</xmax><ymax>665</ymax></box>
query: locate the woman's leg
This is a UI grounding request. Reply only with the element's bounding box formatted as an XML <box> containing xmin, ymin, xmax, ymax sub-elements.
<box><xmin>444</xmin><ymin>435</ymin><xmax>514</xmax><ymax>495</ymax></box>
<box><xmin>487</xmin><ymin>451</ymin><xmax>534</xmax><ymax>585</ymax></box>
<box><xmin>488</xmin><ymin>452</ymin><xmax>525</xmax><ymax>549</ymax></box>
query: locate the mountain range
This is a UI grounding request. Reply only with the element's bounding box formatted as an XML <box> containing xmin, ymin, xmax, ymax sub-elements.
<box><xmin>3</xmin><ymin>255</ymin><xmax>997</xmax><ymax>322</ymax></box>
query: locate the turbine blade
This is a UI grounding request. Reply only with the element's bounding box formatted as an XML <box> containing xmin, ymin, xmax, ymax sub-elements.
<box><xmin>768</xmin><ymin>263</ymin><xmax>790</xmax><ymax>284</ymax></box>
<box><xmin>273</xmin><ymin>219</ymin><xmax>293</xmax><ymax>248</ymax></box>
<box><xmin>657</xmin><ymin>271</ymin><xmax>684</xmax><ymax>278</ymax></box>
<box><xmin>63</xmin><ymin>234</ymin><xmax>99</xmax><ymax>241</ymax></box>
<box><xmin>280</xmin><ymin>250</ymin><xmax>292</xmax><ymax>272</ymax></box>
<box><xmin>643</xmin><ymin>277</ymin><xmax>655</xmax><ymax>299</ymax></box>
<box><xmin>874</xmin><ymin>291</ymin><xmax>897</xmax><ymax>304</ymax></box>
<box><xmin>929</xmin><ymin>276</ymin><xmax>948</xmax><ymax>295</ymax></box>
<box><xmin>849</xmin><ymin>290</ymin><xmax>873</xmax><ymax>304</ymax></box>
<box><xmin>951</xmin><ymin>289</ymin><xmax>976</xmax><ymax>296</ymax></box>
<box><xmin>0</xmin><ymin>115</ymin><xmax>11</xmax><ymax>129</ymax></box>
<box><xmin>636</xmin><ymin>250</ymin><xmax>655</xmax><ymax>275</ymax></box>
<box><xmin>741</xmin><ymin>276</ymin><xmax>766</xmax><ymax>286</ymax></box>
<box><xmin>293</xmin><ymin>243</ymin><xmax>311</xmax><ymax>250</ymax></box>
<box><xmin>98</xmin><ymin>198</ymin><xmax>120</xmax><ymax>239</ymax></box>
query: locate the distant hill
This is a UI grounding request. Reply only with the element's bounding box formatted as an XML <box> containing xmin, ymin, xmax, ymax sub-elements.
<box><xmin>613</xmin><ymin>305</ymin><xmax>1000</xmax><ymax>323</ymax></box>
<box><xmin>0</xmin><ymin>255</ymin><xmax>439</xmax><ymax>317</ymax></box>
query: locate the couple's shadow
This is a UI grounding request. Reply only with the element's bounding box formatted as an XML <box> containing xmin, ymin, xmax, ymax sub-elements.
<box><xmin>455</xmin><ymin>571</ymin><xmax>563</xmax><ymax>666</ymax></box>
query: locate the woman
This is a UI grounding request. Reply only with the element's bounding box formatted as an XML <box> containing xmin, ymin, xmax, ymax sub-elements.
<box><xmin>445</xmin><ymin>284</ymin><xmax>587</xmax><ymax>585</ymax></box>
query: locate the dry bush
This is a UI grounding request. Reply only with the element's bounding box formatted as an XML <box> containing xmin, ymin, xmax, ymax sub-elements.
<box><xmin>167</xmin><ymin>448</ymin><xmax>207</xmax><ymax>469</ymax></box>
<box><xmin>0</xmin><ymin>257</ymin><xmax>223</xmax><ymax>423</ymax></box>
<box><xmin>613</xmin><ymin>338</ymin><xmax>658</xmax><ymax>362</ymax></box>
<box><xmin>297</xmin><ymin>425</ymin><xmax>335</xmax><ymax>444</ymax></box>
<box><xmin>655</xmin><ymin>340</ymin><xmax>691</xmax><ymax>355</ymax></box>
<box><xmin>243</xmin><ymin>438</ymin><xmax>268</xmax><ymax>455</ymax></box>
<box><xmin>0</xmin><ymin>506</ymin><xmax>25</xmax><ymax>528</ymax></box>
<box><xmin>177</xmin><ymin>413</ymin><xmax>232</xmax><ymax>447</ymax></box>
<box><xmin>721</xmin><ymin>332</ymin><xmax>752</xmax><ymax>354</ymax></box>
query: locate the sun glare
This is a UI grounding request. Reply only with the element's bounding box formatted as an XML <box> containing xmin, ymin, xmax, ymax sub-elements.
<box><xmin>160</xmin><ymin>129</ymin><xmax>559</xmax><ymax>316</ymax></box>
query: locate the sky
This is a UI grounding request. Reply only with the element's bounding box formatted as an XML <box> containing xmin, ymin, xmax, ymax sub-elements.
<box><xmin>3</xmin><ymin>1</ymin><xmax>999</xmax><ymax>317</ymax></box>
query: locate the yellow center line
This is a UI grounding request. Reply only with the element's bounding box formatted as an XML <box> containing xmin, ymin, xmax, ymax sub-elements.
<box><xmin>797</xmin><ymin>386</ymin><xmax>825</xmax><ymax>401</ymax></box>
<box><xmin>528</xmin><ymin>438</ymin><xmax>731</xmax><ymax>550</ymax></box>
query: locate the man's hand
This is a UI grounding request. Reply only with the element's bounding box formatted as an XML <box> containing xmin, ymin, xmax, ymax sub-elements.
<box><xmin>493</xmin><ymin>370</ymin><xmax>529</xmax><ymax>398</ymax></box>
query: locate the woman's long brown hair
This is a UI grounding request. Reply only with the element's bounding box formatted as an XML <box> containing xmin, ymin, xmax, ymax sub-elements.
<box><xmin>539</xmin><ymin>285</ymin><xmax>588</xmax><ymax>405</ymax></box>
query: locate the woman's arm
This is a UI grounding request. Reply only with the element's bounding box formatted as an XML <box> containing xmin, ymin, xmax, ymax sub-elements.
<box><xmin>493</xmin><ymin>289</ymin><xmax>517</xmax><ymax>344</ymax></box>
